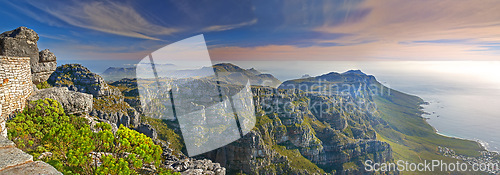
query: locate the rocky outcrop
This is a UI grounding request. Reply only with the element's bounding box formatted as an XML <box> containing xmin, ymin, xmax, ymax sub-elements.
<box><xmin>202</xmin><ymin>130</ymin><xmax>298</xmax><ymax>175</ymax></box>
<box><xmin>153</xmin><ymin>140</ymin><xmax>226</xmax><ymax>175</ymax></box>
<box><xmin>89</xmin><ymin>93</ymin><xmax>140</xmax><ymax>128</ymax></box>
<box><xmin>0</xmin><ymin>137</ymin><xmax>61</xmax><ymax>174</ymax></box>
<box><xmin>199</xmin><ymin>86</ymin><xmax>392</xmax><ymax>174</ymax></box>
<box><xmin>135</xmin><ymin>123</ymin><xmax>158</xmax><ymax>140</ymax></box>
<box><xmin>0</xmin><ymin>27</ymin><xmax>39</xmax><ymax>63</ymax></box>
<box><xmin>48</xmin><ymin>64</ymin><xmax>140</xmax><ymax>128</ymax></box>
<box><xmin>0</xmin><ymin>27</ymin><xmax>57</xmax><ymax>84</ymax></box>
<box><xmin>32</xmin><ymin>49</ymin><xmax>57</xmax><ymax>84</ymax></box>
<box><xmin>28</xmin><ymin>87</ymin><xmax>93</xmax><ymax>115</ymax></box>
<box><xmin>109</xmin><ymin>78</ymin><xmax>141</xmax><ymax>112</ymax></box>
<box><xmin>48</xmin><ymin>64</ymin><xmax>120</xmax><ymax>97</ymax></box>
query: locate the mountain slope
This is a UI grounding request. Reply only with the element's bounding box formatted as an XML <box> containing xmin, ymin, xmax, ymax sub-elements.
<box><xmin>100</xmin><ymin>63</ymin><xmax>282</xmax><ymax>88</ymax></box>
<box><xmin>109</xmin><ymin>65</ymin><xmax>491</xmax><ymax>174</ymax></box>
<box><xmin>280</xmin><ymin>70</ymin><xmax>487</xmax><ymax>174</ymax></box>
<box><xmin>100</xmin><ymin>67</ymin><xmax>136</xmax><ymax>82</ymax></box>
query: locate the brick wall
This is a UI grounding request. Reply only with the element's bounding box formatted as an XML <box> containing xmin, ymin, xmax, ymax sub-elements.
<box><xmin>0</xmin><ymin>56</ymin><xmax>33</xmax><ymax>137</ymax></box>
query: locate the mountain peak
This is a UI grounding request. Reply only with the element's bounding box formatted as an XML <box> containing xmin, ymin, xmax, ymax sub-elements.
<box><xmin>301</xmin><ymin>74</ymin><xmax>311</xmax><ymax>78</ymax></box>
<box><xmin>342</xmin><ymin>70</ymin><xmax>366</xmax><ymax>75</ymax></box>
<box><xmin>213</xmin><ymin>63</ymin><xmax>239</xmax><ymax>68</ymax></box>
<box><xmin>246</xmin><ymin>68</ymin><xmax>261</xmax><ymax>75</ymax></box>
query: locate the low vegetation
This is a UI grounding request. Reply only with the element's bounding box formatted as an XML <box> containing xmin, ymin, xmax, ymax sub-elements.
<box><xmin>7</xmin><ymin>98</ymin><xmax>179</xmax><ymax>175</ymax></box>
<box><xmin>272</xmin><ymin>145</ymin><xmax>325</xmax><ymax>174</ymax></box>
<box><xmin>36</xmin><ymin>81</ymin><xmax>52</xmax><ymax>89</ymax></box>
<box><xmin>141</xmin><ymin>116</ymin><xmax>184</xmax><ymax>154</ymax></box>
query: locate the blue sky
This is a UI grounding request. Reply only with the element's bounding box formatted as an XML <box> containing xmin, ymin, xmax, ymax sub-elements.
<box><xmin>1</xmin><ymin>0</ymin><xmax>500</xmax><ymax>65</ymax></box>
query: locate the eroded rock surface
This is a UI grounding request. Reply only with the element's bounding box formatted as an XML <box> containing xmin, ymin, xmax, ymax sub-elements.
<box><xmin>0</xmin><ymin>27</ymin><xmax>57</xmax><ymax>84</ymax></box>
<box><xmin>28</xmin><ymin>87</ymin><xmax>93</xmax><ymax>115</ymax></box>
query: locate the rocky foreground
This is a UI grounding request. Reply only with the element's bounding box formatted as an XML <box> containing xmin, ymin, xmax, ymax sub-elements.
<box><xmin>0</xmin><ymin>136</ymin><xmax>61</xmax><ymax>174</ymax></box>
<box><xmin>1</xmin><ymin>26</ymin><xmax>226</xmax><ymax>175</ymax></box>
<box><xmin>36</xmin><ymin>64</ymin><xmax>227</xmax><ymax>175</ymax></box>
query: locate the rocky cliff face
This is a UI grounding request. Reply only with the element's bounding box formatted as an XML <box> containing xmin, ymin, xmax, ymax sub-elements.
<box><xmin>106</xmin><ymin>64</ymin><xmax>394</xmax><ymax>174</ymax></box>
<box><xmin>0</xmin><ymin>27</ymin><xmax>57</xmax><ymax>84</ymax></box>
<box><xmin>108</xmin><ymin>78</ymin><xmax>142</xmax><ymax>112</ymax></box>
<box><xmin>199</xmin><ymin>86</ymin><xmax>392</xmax><ymax>174</ymax></box>
<box><xmin>48</xmin><ymin>64</ymin><xmax>139</xmax><ymax>128</ymax></box>
<box><xmin>48</xmin><ymin>64</ymin><xmax>121</xmax><ymax>97</ymax></box>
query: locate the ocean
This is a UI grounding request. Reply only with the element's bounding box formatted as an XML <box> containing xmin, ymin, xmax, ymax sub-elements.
<box><xmin>225</xmin><ymin>61</ymin><xmax>500</xmax><ymax>152</ymax></box>
<box><xmin>66</xmin><ymin>59</ymin><xmax>500</xmax><ymax>152</ymax></box>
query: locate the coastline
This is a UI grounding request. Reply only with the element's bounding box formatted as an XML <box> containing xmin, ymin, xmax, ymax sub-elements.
<box><xmin>419</xmin><ymin>101</ymin><xmax>498</xmax><ymax>154</ymax></box>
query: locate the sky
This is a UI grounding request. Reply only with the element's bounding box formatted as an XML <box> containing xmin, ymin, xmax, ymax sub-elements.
<box><xmin>1</xmin><ymin>0</ymin><xmax>500</xmax><ymax>64</ymax></box>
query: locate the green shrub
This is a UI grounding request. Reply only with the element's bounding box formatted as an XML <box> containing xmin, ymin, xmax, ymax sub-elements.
<box><xmin>7</xmin><ymin>98</ymin><xmax>179</xmax><ymax>175</ymax></box>
<box><xmin>36</xmin><ymin>81</ymin><xmax>52</xmax><ymax>89</ymax></box>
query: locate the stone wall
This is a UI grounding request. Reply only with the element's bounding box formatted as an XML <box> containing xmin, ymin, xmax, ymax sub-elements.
<box><xmin>0</xmin><ymin>56</ymin><xmax>33</xmax><ymax>137</ymax></box>
<box><xmin>0</xmin><ymin>27</ymin><xmax>56</xmax><ymax>85</ymax></box>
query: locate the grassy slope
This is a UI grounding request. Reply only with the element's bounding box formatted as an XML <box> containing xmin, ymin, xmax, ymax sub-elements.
<box><xmin>374</xmin><ymin>88</ymin><xmax>485</xmax><ymax>174</ymax></box>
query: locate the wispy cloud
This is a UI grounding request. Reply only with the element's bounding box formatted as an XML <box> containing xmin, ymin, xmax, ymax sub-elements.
<box><xmin>26</xmin><ymin>0</ymin><xmax>178</xmax><ymax>40</ymax></box>
<box><xmin>209</xmin><ymin>42</ymin><xmax>500</xmax><ymax>61</ymax></box>
<box><xmin>316</xmin><ymin>0</ymin><xmax>500</xmax><ymax>45</ymax></box>
<box><xmin>203</xmin><ymin>19</ymin><xmax>258</xmax><ymax>32</ymax></box>
<box><xmin>210</xmin><ymin>0</ymin><xmax>500</xmax><ymax>61</ymax></box>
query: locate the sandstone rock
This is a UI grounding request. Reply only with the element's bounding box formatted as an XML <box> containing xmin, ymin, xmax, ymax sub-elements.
<box><xmin>0</xmin><ymin>161</ymin><xmax>62</xmax><ymax>175</ymax></box>
<box><xmin>31</xmin><ymin>49</ymin><xmax>57</xmax><ymax>84</ymax></box>
<box><xmin>0</xmin><ymin>27</ymin><xmax>39</xmax><ymax>63</ymax></box>
<box><xmin>0</xmin><ymin>147</ymin><xmax>33</xmax><ymax>170</ymax></box>
<box><xmin>39</xmin><ymin>49</ymin><xmax>56</xmax><ymax>62</ymax></box>
<box><xmin>31</xmin><ymin>60</ymin><xmax>57</xmax><ymax>73</ymax></box>
<box><xmin>197</xmin><ymin>86</ymin><xmax>393</xmax><ymax>174</ymax></box>
<box><xmin>165</xmin><ymin>156</ymin><xmax>225</xmax><ymax>175</ymax></box>
<box><xmin>27</xmin><ymin>87</ymin><xmax>93</xmax><ymax>115</ymax></box>
<box><xmin>0</xmin><ymin>137</ymin><xmax>14</xmax><ymax>148</ymax></box>
<box><xmin>48</xmin><ymin>64</ymin><xmax>142</xmax><ymax>129</ymax></box>
<box><xmin>84</xmin><ymin>115</ymin><xmax>118</xmax><ymax>134</ymax></box>
<box><xmin>89</xmin><ymin>108</ymin><xmax>139</xmax><ymax>128</ymax></box>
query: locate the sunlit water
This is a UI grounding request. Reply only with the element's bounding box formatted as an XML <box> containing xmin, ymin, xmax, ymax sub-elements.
<box><xmin>71</xmin><ymin>59</ymin><xmax>500</xmax><ymax>152</ymax></box>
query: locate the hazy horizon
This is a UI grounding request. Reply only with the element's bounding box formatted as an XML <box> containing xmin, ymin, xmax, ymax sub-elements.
<box><xmin>70</xmin><ymin>59</ymin><xmax>500</xmax><ymax>152</ymax></box>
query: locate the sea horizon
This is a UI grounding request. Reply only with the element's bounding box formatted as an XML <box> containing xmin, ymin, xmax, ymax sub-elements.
<box><xmin>61</xmin><ymin>59</ymin><xmax>500</xmax><ymax>152</ymax></box>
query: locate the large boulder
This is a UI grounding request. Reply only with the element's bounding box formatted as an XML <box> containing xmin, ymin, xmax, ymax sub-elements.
<box><xmin>89</xmin><ymin>108</ymin><xmax>139</xmax><ymax>128</ymax></box>
<box><xmin>48</xmin><ymin>64</ymin><xmax>120</xmax><ymax>97</ymax></box>
<box><xmin>27</xmin><ymin>87</ymin><xmax>93</xmax><ymax>115</ymax></box>
<box><xmin>0</xmin><ymin>26</ymin><xmax>39</xmax><ymax>61</ymax></box>
<box><xmin>32</xmin><ymin>49</ymin><xmax>57</xmax><ymax>84</ymax></box>
<box><xmin>0</xmin><ymin>27</ymin><xmax>57</xmax><ymax>84</ymax></box>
